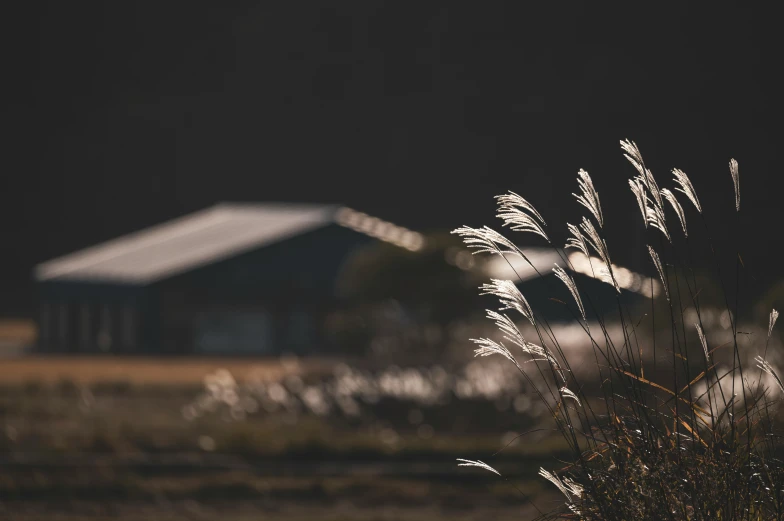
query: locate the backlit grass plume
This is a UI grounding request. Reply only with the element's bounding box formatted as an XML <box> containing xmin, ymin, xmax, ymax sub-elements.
<box><xmin>730</xmin><ymin>158</ymin><xmax>740</xmax><ymax>211</ymax></box>
<box><xmin>453</xmin><ymin>140</ymin><xmax>783</xmax><ymax>520</ymax></box>
<box><xmin>646</xmin><ymin>200</ymin><xmax>671</xmax><ymax>242</ymax></box>
<box><xmin>574</xmin><ymin>169</ymin><xmax>604</xmax><ymax>228</ymax></box>
<box><xmin>628</xmin><ymin>177</ymin><xmax>648</xmax><ymax>227</ymax></box>
<box><xmin>672</xmin><ymin>168</ymin><xmax>702</xmax><ymax>214</ymax></box>
<box><xmin>565</xmin><ymin>222</ymin><xmax>590</xmax><ymax>256</ymax></box>
<box><xmin>480</xmin><ymin>278</ymin><xmax>535</xmax><ymax>325</ymax></box>
<box><xmin>553</xmin><ymin>264</ymin><xmax>585</xmax><ymax>321</ymax></box>
<box><xmin>452</xmin><ymin>225</ymin><xmax>523</xmax><ymax>257</ymax></box>
<box><xmin>661</xmin><ymin>188</ymin><xmax>688</xmax><ymax>237</ymax></box>
<box><xmin>496</xmin><ymin>191</ymin><xmax>550</xmax><ymax>242</ymax></box>
<box><xmin>456</xmin><ymin>458</ymin><xmax>501</xmax><ymax>476</ymax></box>
<box><xmin>579</xmin><ymin>216</ymin><xmax>619</xmax><ymax>292</ymax></box>
<box><xmin>647</xmin><ymin>245</ymin><xmax>669</xmax><ymax>302</ymax></box>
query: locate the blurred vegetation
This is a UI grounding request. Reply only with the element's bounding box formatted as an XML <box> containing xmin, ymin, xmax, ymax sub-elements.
<box><xmin>333</xmin><ymin>232</ymin><xmax>485</xmax><ymax>360</ymax></box>
<box><xmin>0</xmin><ymin>359</ymin><xmax>563</xmax><ymax>520</ymax></box>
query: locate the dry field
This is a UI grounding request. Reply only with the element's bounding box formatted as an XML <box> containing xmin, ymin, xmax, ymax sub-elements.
<box><xmin>0</xmin><ymin>355</ymin><xmax>338</xmax><ymax>385</ymax></box>
<box><xmin>0</xmin><ymin>354</ymin><xmax>556</xmax><ymax>520</ymax></box>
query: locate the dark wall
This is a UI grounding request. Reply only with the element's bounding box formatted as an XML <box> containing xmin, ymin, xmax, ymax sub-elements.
<box><xmin>161</xmin><ymin>224</ymin><xmax>373</xmax><ymax>298</ymax></box>
<box><xmin>512</xmin><ymin>273</ymin><xmax>648</xmax><ymax>324</ymax></box>
<box><xmin>154</xmin><ymin>224</ymin><xmax>374</xmax><ymax>355</ymax></box>
<box><xmin>35</xmin><ymin>280</ymin><xmax>152</xmax><ymax>354</ymax></box>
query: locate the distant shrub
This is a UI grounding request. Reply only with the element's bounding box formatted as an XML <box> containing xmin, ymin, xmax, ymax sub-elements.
<box><xmin>454</xmin><ymin>140</ymin><xmax>783</xmax><ymax>520</ymax></box>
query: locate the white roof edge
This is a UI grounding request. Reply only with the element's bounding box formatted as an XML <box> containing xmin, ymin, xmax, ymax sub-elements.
<box><xmin>34</xmin><ymin>205</ymin><xmax>224</xmax><ymax>280</ymax></box>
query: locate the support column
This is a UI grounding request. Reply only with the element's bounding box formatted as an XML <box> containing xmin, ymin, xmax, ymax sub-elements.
<box><xmin>39</xmin><ymin>302</ymin><xmax>50</xmax><ymax>353</ymax></box>
<box><xmin>122</xmin><ymin>306</ymin><xmax>136</xmax><ymax>352</ymax></box>
<box><xmin>80</xmin><ymin>303</ymin><xmax>91</xmax><ymax>353</ymax></box>
<box><xmin>58</xmin><ymin>302</ymin><xmax>68</xmax><ymax>353</ymax></box>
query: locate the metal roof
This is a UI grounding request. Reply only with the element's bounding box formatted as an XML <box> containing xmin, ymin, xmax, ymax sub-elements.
<box><xmin>482</xmin><ymin>248</ymin><xmax>661</xmax><ymax>297</ymax></box>
<box><xmin>34</xmin><ymin>203</ymin><xmax>341</xmax><ymax>285</ymax></box>
<box><xmin>35</xmin><ymin>203</ymin><xmax>426</xmax><ymax>285</ymax></box>
<box><xmin>481</xmin><ymin>248</ymin><xmax>566</xmax><ymax>282</ymax></box>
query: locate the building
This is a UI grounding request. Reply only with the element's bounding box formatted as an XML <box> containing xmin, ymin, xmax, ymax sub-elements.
<box><xmin>459</xmin><ymin>247</ymin><xmax>662</xmax><ymax>322</ymax></box>
<box><xmin>33</xmin><ymin>203</ymin><xmax>424</xmax><ymax>355</ymax></box>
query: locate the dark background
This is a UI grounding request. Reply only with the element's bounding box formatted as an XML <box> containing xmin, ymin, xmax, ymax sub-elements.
<box><xmin>4</xmin><ymin>1</ymin><xmax>782</xmax><ymax>317</ymax></box>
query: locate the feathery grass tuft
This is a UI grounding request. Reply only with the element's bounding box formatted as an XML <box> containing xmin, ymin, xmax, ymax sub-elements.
<box><xmin>647</xmin><ymin>245</ymin><xmax>669</xmax><ymax>302</ymax></box>
<box><xmin>452</xmin><ymin>225</ymin><xmax>523</xmax><ymax>257</ymax></box>
<box><xmin>496</xmin><ymin>191</ymin><xmax>550</xmax><ymax>242</ymax></box>
<box><xmin>471</xmin><ymin>337</ymin><xmax>518</xmax><ymax>365</ymax></box>
<box><xmin>480</xmin><ymin>279</ymin><xmax>535</xmax><ymax>325</ymax></box>
<box><xmin>755</xmin><ymin>356</ymin><xmax>784</xmax><ymax>394</ymax></box>
<box><xmin>628</xmin><ymin>177</ymin><xmax>648</xmax><ymax>227</ymax></box>
<box><xmin>672</xmin><ymin>168</ymin><xmax>702</xmax><ymax>214</ymax></box>
<box><xmin>559</xmin><ymin>386</ymin><xmax>582</xmax><ymax>407</ymax></box>
<box><xmin>661</xmin><ymin>188</ymin><xmax>688</xmax><ymax>237</ymax></box>
<box><xmin>457</xmin><ymin>458</ymin><xmax>502</xmax><ymax>476</ymax></box>
<box><xmin>579</xmin><ymin>217</ymin><xmax>619</xmax><ymax>292</ymax></box>
<box><xmin>454</xmin><ymin>139</ymin><xmax>784</xmax><ymax>520</ymax></box>
<box><xmin>565</xmin><ymin>223</ymin><xmax>590</xmax><ymax>257</ymax></box>
<box><xmin>621</xmin><ymin>139</ymin><xmax>663</xmax><ymax>209</ymax></box>
<box><xmin>730</xmin><ymin>158</ymin><xmax>740</xmax><ymax>211</ymax></box>
<box><xmin>539</xmin><ymin>467</ymin><xmax>576</xmax><ymax>501</ymax></box>
<box><xmin>646</xmin><ymin>202</ymin><xmax>671</xmax><ymax>243</ymax></box>
<box><xmin>574</xmin><ymin>169</ymin><xmax>604</xmax><ymax>228</ymax></box>
<box><xmin>695</xmin><ymin>323</ymin><xmax>709</xmax><ymax>361</ymax></box>
<box><xmin>553</xmin><ymin>264</ymin><xmax>586</xmax><ymax>321</ymax></box>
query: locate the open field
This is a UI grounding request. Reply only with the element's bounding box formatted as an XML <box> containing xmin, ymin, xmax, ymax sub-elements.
<box><xmin>0</xmin><ymin>500</ymin><xmax>549</xmax><ymax>521</ymax></box>
<box><xmin>0</xmin><ymin>355</ymin><xmax>562</xmax><ymax>520</ymax></box>
<box><xmin>0</xmin><ymin>355</ymin><xmax>337</xmax><ymax>385</ymax></box>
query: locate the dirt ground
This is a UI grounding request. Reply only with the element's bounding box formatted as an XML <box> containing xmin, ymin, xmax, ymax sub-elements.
<box><xmin>0</xmin><ymin>355</ymin><xmax>562</xmax><ymax>520</ymax></box>
<box><xmin>0</xmin><ymin>355</ymin><xmax>335</xmax><ymax>385</ymax></box>
<box><xmin>0</xmin><ymin>500</ymin><xmax>550</xmax><ymax>521</ymax></box>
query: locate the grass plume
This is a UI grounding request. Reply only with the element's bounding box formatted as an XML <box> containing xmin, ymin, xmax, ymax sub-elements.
<box><xmin>454</xmin><ymin>139</ymin><xmax>784</xmax><ymax>520</ymax></box>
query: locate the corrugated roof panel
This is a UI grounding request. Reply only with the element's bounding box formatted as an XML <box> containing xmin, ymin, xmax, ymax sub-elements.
<box><xmin>35</xmin><ymin>203</ymin><xmax>338</xmax><ymax>284</ymax></box>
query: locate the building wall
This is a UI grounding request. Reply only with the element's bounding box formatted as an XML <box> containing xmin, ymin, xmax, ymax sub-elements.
<box><xmin>34</xmin><ymin>225</ymin><xmax>374</xmax><ymax>355</ymax></box>
<box><xmin>154</xmin><ymin>224</ymin><xmax>370</xmax><ymax>355</ymax></box>
<box><xmin>35</xmin><ymin>281</ymin><xmax>150</xmax><ymax>354</ymax></box>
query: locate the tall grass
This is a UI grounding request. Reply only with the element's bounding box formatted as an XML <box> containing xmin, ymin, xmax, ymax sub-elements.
<box><xmin>453</xmin><ymin>140</ymin><xmax>783</xmax><ymax>520</ymax></box>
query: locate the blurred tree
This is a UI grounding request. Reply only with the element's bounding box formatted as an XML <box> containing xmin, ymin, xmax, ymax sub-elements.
<box><xmin>334</xmin><ymin>231</ymin><xmax>483</xmax><ymax>360</ymax></box>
